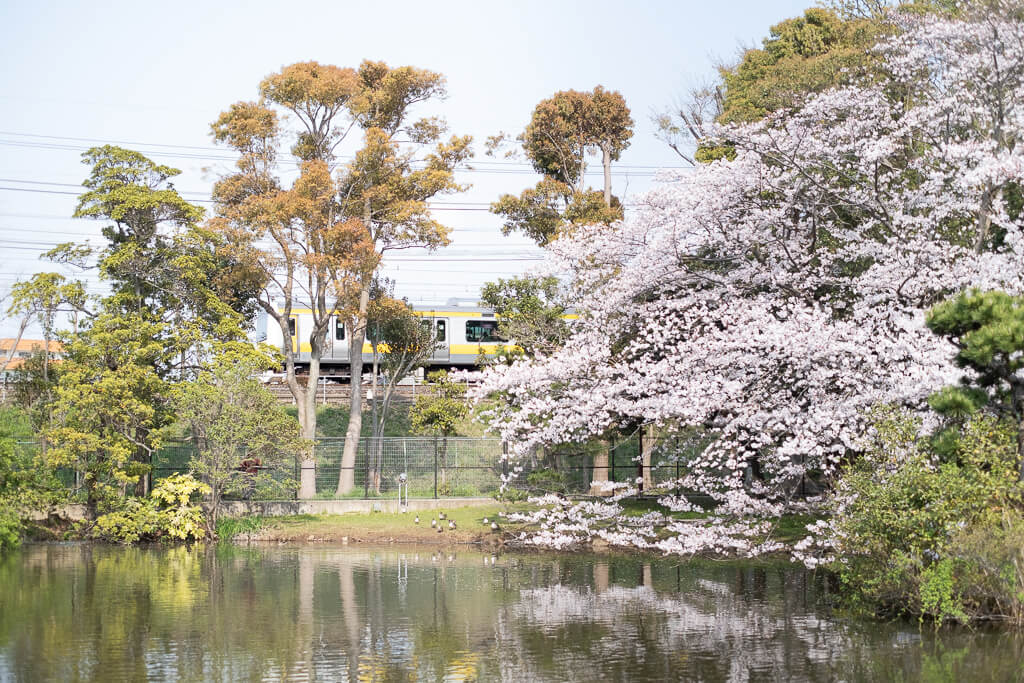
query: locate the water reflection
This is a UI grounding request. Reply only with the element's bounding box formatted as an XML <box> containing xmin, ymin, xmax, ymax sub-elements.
<box><xmin>0</xmin><ymin>544</ymin><xmax>1021</xmax><ymax>682</ymax></box>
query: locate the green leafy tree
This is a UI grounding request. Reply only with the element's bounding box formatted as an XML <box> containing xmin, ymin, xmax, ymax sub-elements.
<box><xmin>656</xmin><ymin>7</ymin><xmax>882</xmax><ymax>164</ymax></box>
<box><xmin>43</xmin><ymin>146</ymin><xmax>251</xmax><ymax>506</ymax></box>
<box><xmin>45</xmin><ymin>312</ymin><xmax>171</xmax><ymax>515</ymax></box>
<box><xmin>480</xmin><ymin>275</ymin><xmax>571</xmax><ymax>358</ymax></box>
<box><xmin>410</xmin><ymin>371</ymin><xmax>470</xmax><ymax>493</ymax></box>
<box><xmin>172</xmin><ymin>343</ymin><xmax>302</xmax><ymax>524</ymax></box>
<box><xmin>9</xmin><ymin>349</ymin><xmax>61</xmax><ymax>431</ymax></box>
<box><xmin>7</xmin><ymin>273</ymin><xmax>85</xmax><ymax>387</ymax></box>
<box><xmin>827</xmin><ymin>407</ymin><xmax>1024</xmax><ymax>623</ymax></box>
<box><xmin>926</xmin><ymin>289</ymin><xmax>1024</xmax><ymax>480</ymax></box>
<box><xmin>366</xmin><ymin>294</ymin><xmax>434</xmax><ymax>492</ymax></box>
<box><xmin>657</xmin><ymin>3</ymin><xmax>958</xmax><ymax>164</ymax></box>
<box><xmin>0</xmin><ymin>407</ymin><xmax>60</xmax><ymax>552</ymax></box>
<box><xmin>491</xmin><ymin>87</ymin><xmax>633</xmax><ymax>245</ymax></box>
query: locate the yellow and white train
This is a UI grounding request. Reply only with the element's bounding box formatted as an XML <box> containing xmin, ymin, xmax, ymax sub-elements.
<box><xmin>255</xmin><ymin>302</ymin><xmax>515</xmax><ymax>378</ymax></box>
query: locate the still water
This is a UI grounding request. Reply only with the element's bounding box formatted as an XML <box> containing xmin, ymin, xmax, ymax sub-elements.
<box><xmin>0</xmin><ymin>543</ymin><xmax>1021</xmax><ymax>682</ymax></box>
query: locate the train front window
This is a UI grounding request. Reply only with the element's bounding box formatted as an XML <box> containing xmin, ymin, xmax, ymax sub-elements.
<box><xmin>466</xmin><ymin>320</ymin><xmax>505</xmax><ymax>343</ymax></box>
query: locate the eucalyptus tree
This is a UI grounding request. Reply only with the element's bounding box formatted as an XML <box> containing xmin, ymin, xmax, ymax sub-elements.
<box><xmin>490</xmin><ymin>86</ymin><xmax>633</xmax><ymax>245</ymax></box>
<box><xmin>210</xmin><ymin>60</ymin><xmax>471</xmax><ymax>497</ymax></box>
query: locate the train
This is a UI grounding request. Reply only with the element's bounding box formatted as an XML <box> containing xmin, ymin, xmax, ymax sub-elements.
<box><xmin>254</xmin><ymin>301</ymin><xmax>516</xmax><ymax>379</ymax></box>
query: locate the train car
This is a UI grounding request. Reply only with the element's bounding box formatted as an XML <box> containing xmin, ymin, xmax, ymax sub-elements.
<box><xmin>254</xmin><ymin>301</ymin><xmax>516</xmax><ymax>378</ymax></box>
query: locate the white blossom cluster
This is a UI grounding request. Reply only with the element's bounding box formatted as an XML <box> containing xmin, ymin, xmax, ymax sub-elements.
<box><xmin>473</xmin><ymin>6</ymin><xmax>1024</xmax><ymax>519</ymax></box>
<box><xmin>510</xmin><ymin>495</ymin><xmax>787</xmax><ymax>557</ymax></box>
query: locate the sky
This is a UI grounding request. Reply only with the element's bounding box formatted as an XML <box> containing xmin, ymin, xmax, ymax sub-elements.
<box><xmin>0</xmin><ymin>0</ymin><xmax>815</xmax><ymax>336</ymax></box>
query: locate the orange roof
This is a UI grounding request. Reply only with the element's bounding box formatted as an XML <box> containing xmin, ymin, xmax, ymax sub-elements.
<box><xmin>1</xmin><ymin>356</ymin><xmax>63</xmax><ymax>371</ymax></box>
<box><xmin>0</xmin><ymin>338</ymin><xmax>63</xmax><ymax>354</ymax></box>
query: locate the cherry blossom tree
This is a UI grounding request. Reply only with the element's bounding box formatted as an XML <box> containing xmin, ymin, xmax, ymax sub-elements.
<box><xmin>473</xmin><ymin>2</ymin><xmax>1024</xmax><ymax>517</ymax></box>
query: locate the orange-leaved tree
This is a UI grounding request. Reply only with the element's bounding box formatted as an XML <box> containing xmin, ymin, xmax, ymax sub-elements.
<box><xmin>210</xmin><ymin>61</ymin><xmax>470</xmax><ymax>498</ymax></box>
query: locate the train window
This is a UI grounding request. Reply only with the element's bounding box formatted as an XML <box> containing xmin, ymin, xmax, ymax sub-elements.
<box><xmin>466</xmin><ymin>319</ymin><xmax>506</xmax><ymax>343</ymax></box>
<box><xmin>288</xmin><ymin>318</ymin><xmax>296</xmax><ymax>336</ymax></box>
<box><xmin>436</xmin><ymin>320</ymin><xmax>447</xmax><ymax>342</ymax></box>
<box><xmin>335</xmin><ymin>318</ymin><xmax>345</xmax><ymax>341</ymax></box>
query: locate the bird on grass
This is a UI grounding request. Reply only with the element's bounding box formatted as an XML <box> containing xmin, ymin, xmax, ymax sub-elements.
<box><xmin>482</xmin><ymin>517</ymin><xmax>489</xmax><ymax>524</ymax></box>
<box><xmin>437</xmin><ymin>525</ymin><xmax>444</xmax><ymax>534</ymax></box>
<box><xmin>414</xmin><ymin>515</ymin><xmax>420</xmax><ymax>524</ymax></box>
<box><xmin>448</xmin><ymin>520</ymin><xmax>456</xmax><ymax>530</ymax></box>
<box><xmin>439</xmin><ymin>512</ymin><xmax>446</xmax><ymax>520</ymax></box>
<box><xmin>431</xmin><ymin>519</ymin><xmax>437</xmax><ymax>528</ymax></box>
<box><xmin>490</xmin><ymin>522</ymin><xmax>499</xmax><ymax>531</ymax></box>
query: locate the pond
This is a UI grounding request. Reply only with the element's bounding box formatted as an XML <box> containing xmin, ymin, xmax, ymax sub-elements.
<box><xmin>0</xmin><ymin>544</ymin><xmax>1021</xmax><ymax>681</ymax></box>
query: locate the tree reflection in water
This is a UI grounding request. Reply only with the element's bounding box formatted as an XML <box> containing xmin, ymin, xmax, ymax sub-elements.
<box><xmin>0</xmin><ymin>545</ymin><xmax>1021</xmax><ymax>681</ymax></box>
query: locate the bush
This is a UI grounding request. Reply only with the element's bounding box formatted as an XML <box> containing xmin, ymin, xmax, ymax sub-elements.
<box><xmin>215</xmin><ymin>514</ymin><xmax>265</xmax><ymax>540</ymax></box>
<box><xmin>828</xmin><ymin>409</ymin><xmax>1024</xmax><ymax>624</ymax></box>
<box><xmin>0</xmin><ymin>506</ymin><xmax>21</xmax><ymax>553</ymax></box>
<box><xmin>92</xmin><ymin>473</ymin><xmax>210</xmax><ymax>544</ymax></box>
<box><xmin>525</xmin><ymin>468</ymin><xmax>568</xmax><ymax>493</ymax></box>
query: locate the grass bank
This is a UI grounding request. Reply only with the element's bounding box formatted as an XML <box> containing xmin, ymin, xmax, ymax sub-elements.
<box><xmin>218</xmin><ymin>502</ymin><xmax>522</xmax><ymax>546</ymax></box>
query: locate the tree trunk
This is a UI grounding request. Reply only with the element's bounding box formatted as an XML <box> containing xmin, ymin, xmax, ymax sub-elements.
<box><xmin>602</xmin><ymin>146</ymin><xmax>612</xmax><ymax>207</ymax></box>
<box><xmin>370</xmin><ymin>339</ymin><xmax>381</xmax><ymax>494</ymax></box>
<box><xmin>589</xmin><ymin>441</ymin><xmax>611</xmax><ymax>496</ymax></box>
<box><xmin>640</xmin><ymin>425</ymin><xmax>655</xmax><ymax>491</ymax></box>
<box><xmin>337</xmin><ymin>286</ymin><xmax>370</xmax><ymax>495</ymax></box>
<box><xmin>281</xmin><ymin>328</ymin><xmax>317</xmax><ymax>499</ymax></box>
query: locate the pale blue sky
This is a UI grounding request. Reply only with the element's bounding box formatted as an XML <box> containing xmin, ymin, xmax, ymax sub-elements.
<box><xmin>0</xmin><ymin>0</ymin><xmax>816</xmax><ymax>334</ymax></box>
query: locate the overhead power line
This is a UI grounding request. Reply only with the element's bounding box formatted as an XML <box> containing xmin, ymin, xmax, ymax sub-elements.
<box><xmin>0</xmin><ymin>130</ymin><xmax>685</xmax><ymax>172</ymax></box>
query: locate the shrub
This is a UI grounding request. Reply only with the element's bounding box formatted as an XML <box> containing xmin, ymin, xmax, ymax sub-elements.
<box><xmin>525</xmin><ymin>468</ymin><xmax>568</xmax><ymax>493</ymax></box>
<box><xmin>826</xmin><ymin>409</ymin><xmax>1024</xmax><ymax>624</ymax></box>
<box><xmin>92</xmin><ymin>473</ymin><xmax>210</xmax><ymax>544</ymax></box>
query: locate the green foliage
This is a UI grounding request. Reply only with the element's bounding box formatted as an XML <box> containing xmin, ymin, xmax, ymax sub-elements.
<box><xmin>525</xmin><ymin>468</ymin><xmax>568</xmax><ymax>494</ymax></box>
<box><xmin>491</xmin><ymin>86</ymin><xmax>632</xmax><ymax>245</ymax></box>
<box><xmin>0</xmin><ymin>407</ymin><xmax>63</xmax><ymax>553</ymax></box>
<box><xmin>215</xmin><ymin>514</ymin><xmax>266</xmax><ymax>540</ymax></box>
<box><xmin>9</xmin><ymin>349</ymin><xmax>61</xmax><ymax>430</ymax></box>
<box><xmin>480</xmin><ymin>275</ymin><xmax>571</xmax><ymax>358</ymax></box>
<box><xmin>173</xmin><ymin>344</ymin><xmax>302</xmax><ymax>521</ymax></box>
<box><xmin>719</xmin><ymin>8</ymin><xmax>881</xmax><ymax>125</ymax></box>
<box><xmin>656</xmin><ymin>6</ymin><xmax>883</xmax><ymax>164</ymax></box>
<box><xmin>521</xmin><ymin>86</ymin><xmax>633</xmax><ymax>186</ymax></box>
<box><xmin>830</xmin><ymin>408</ymin><xmax>1024</xmax><ymax>623</ymax></box>
<box><xmin>40</xmin><ymin>145</ymin><xmax>256</xmax><ymax>517</ymax></box>
<box><xmin>410</xmin><ymin>371</ymin><xmax>470</xmax><ymax>437</ymax></box>
<box><xmin>150</xmin><ymin>473</ymin><xmax>210</xmax><ymax>541</ymax></box>
<box><xmin>926</xmin><ymin>289</ymin><xmax>1024</xmax><ymax>478</ymax></box>
<box><xmin>92</xmin><ymin>473</ymin><xmax>210</xmax><ymax>544</ymax></box>
<box><xmin>45</xmin><ymin>312</ymin><xmax>171</xmax><ymax>512</ymax></box>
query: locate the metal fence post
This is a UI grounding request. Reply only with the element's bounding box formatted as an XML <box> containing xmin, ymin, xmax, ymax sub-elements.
<box><xmin>433</xmin><ymin>438</ymin><xmax>439</xmax><ymax>499</ymax></box>
<box><xmin>502</xmin><ymin>441</ymin><xmax>509</xmax><ymax>482</ymax></box>
<box><xmin>364</xmin><ymin>438</ymin><xmax>370</xmax><ymax>499</ymax></box>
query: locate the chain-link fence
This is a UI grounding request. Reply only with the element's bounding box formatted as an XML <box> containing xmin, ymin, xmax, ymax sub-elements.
<box><xmin>505</xmin><ymin>434</ymin><xmax>705</xmax><ymax>496</ymax></box>
<box><xmin>28</xmin><ymin>437</ymin><xmax>509</xmax><ymax>501</ymax></box>
<box><xmin>24</xmin><ymin>432</ymin><xmax>822</xmax><ymax>502</ymax></box>
<box><xmin>314</xmin><ymin>437</ymin><xmax>505</xmax><ymax>499</ymax></box>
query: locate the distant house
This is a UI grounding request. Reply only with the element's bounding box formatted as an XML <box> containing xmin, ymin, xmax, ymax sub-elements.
<box><xmin>0</xmin><ymin>339</ymin><xmax>64</xmax><ymax>398</ymax></box>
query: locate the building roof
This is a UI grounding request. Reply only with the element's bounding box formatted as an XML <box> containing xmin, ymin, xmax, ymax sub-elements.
<box><xmin>0</xmin><ymin>338</ymin><xmax>64</xmax><ymax>354</ymax></box>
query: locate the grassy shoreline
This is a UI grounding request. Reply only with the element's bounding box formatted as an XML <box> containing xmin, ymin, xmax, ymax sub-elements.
<box><xmin>218</xmin><ymin>503</ymin><xmax>518</xmax><ymax>546</ymax></box>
